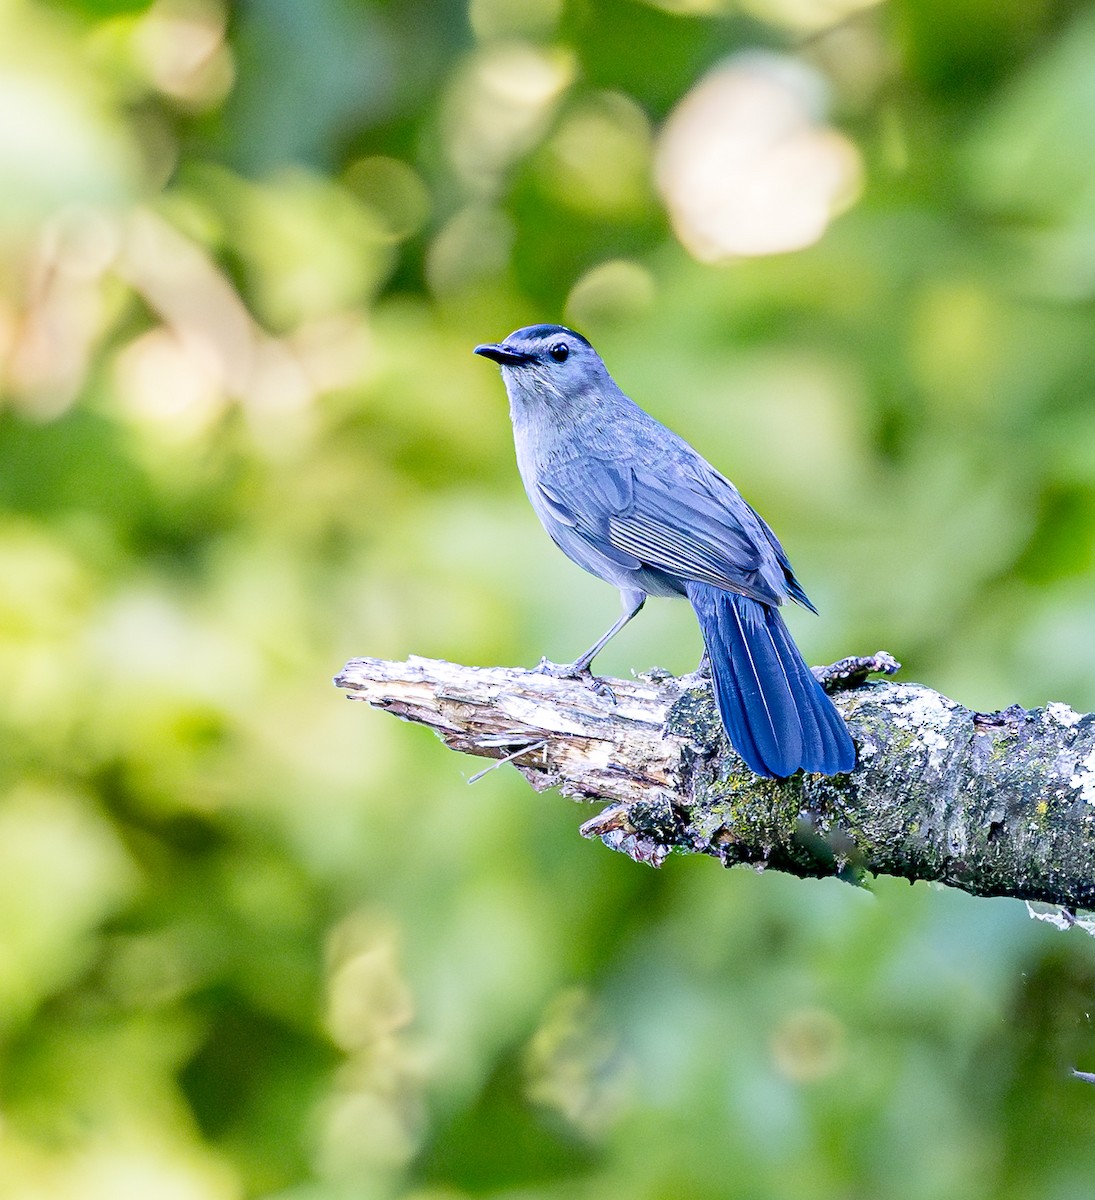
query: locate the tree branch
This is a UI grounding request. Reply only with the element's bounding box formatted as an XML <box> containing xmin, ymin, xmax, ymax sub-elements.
<box><xmin>334</xmin><ymin>654</ymin><xmax>1095</xmax><ymax>909</ymax></box>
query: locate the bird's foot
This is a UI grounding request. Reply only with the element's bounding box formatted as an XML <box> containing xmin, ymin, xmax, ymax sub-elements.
<box><xmin>534</xmin><ymin>657</ymin><xmax>617</xmax><ymax>702</ymax></box>
<box><xmin>678</xmin><ymin>650</ymin><xmax>712</xmax><ymax>687</ymax></box>
<box><xmin>812</xmin><ymin>651</ymin><xmax>901</xmax><ymax>692</ymax></box>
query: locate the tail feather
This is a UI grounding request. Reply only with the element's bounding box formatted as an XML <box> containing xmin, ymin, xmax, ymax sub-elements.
<box><xmin>686</xmin><ymin>582</ymin><xmax>855</xmax><ymax>779</ymax></box>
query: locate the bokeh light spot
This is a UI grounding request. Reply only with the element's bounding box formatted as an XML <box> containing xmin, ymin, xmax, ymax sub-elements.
<box><xmin>565</xmin><ymin>259</ymin><xmax>657</xmax><ymax>330</ymax></box>
<box><xmin>539</xmin><ymin>91</ymin><xmax>654</xmax><ymax>218</ymax></box>
<box><xmin>132</xmin><ymin>0</ymin><xmax>235</xmax><ymax>109</ymax></box>
<box><xmin>345</xmin><ymin>156</ymin><xmax>431</xmax><ymax>243</ymax></box>
<box><xmin>656</xmin><ymin>53</ymin><xmax>863</xmax><ymax>260</ymax></box>
<box><xmin>443</xmin><ymin>42</ymin><xmax>575</xmax><ymax>196</ymax></box>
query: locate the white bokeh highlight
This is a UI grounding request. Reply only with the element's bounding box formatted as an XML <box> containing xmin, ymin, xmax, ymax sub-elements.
<box><xmin>656</xmin><ymin>53</ymin><xmax>863</xmax><ymax>261</ymax></box>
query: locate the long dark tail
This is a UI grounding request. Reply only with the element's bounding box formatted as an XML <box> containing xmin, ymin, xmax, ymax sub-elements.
<box><xmin>686</xmin><ymin>582</ymin><xmax>855</xmax><ymax>779</ymax></box>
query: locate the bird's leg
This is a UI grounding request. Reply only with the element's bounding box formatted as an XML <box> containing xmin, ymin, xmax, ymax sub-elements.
<box><xmin>677</xmin><ymin>652</ymin><xmax>710</xmax><ymax>689</ymax></box>
<box><xmin>535</xmin><ymin>590</ymin><xmax>646</xmax><ymax>699</ymax></box>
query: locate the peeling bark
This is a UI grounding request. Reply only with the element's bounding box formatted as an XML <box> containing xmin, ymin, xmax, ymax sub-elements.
<box><xmin>334</xmin><ymin>654</ymin><xmax>1095</xmax><ymax>909</ymax></box>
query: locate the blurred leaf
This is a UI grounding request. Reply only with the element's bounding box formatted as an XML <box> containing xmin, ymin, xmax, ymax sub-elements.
<box><xmin>966</xmin><ymin>6</ymin><xmax>1095</xmax><ymax>223</ymax></box>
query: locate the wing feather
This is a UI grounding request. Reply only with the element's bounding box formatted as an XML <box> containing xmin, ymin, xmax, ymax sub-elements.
<box><xmin>536</xmin><ymin>453</ymin><xmax>793</xmax><ymax>604</ymax></box>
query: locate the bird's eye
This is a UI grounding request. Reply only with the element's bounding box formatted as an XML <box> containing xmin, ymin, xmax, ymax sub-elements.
<box><xmin>548</xmin><ymin>342</ymin><xmax>569</xmax><ymax>363</ymax></box>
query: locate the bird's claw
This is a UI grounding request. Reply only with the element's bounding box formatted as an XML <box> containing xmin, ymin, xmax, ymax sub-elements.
<box><xmin>534</xmin><ymin>658</ymin><xmax>616</xmax><ymax>703</ymax></box>
<box><xmin>679</xmin><ymin>650</ymin><xmax>712</xmax><ymax>687</ymax></box>
<box><xmin>534</xmin><ymin>656</ymin><xmax>588</xmax><ymax>681</ymax></box>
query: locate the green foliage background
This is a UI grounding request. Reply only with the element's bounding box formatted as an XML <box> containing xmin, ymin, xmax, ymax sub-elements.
<box><xmin>3</xmin><ymin>0</ymin><xmax>1095</xmax><ymax>1196</ymax></box>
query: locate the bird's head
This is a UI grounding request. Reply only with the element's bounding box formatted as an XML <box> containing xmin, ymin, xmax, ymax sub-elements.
<box><xmin>474</xmin><ymin>324</ymin><xmax>608</xmax><ymax>407</ymax></box>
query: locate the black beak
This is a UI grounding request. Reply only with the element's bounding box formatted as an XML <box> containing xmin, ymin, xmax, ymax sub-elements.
<box><xmin>474</xmin><ymin>342</ymin><xmax>533</xmax><ymax>366</ymax></box>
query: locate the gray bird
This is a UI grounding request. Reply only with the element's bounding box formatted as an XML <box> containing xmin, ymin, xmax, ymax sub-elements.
<box><xmin>474</xmin><ymin>324</ymin><xmax>855</xmax><ymax>779</ymax></box>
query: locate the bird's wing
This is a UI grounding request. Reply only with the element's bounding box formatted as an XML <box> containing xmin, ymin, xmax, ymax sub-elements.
<box><xmin>536</xmin><ymin>454</ymin><xmax>790</xmax><ymax>603</ymax></box>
